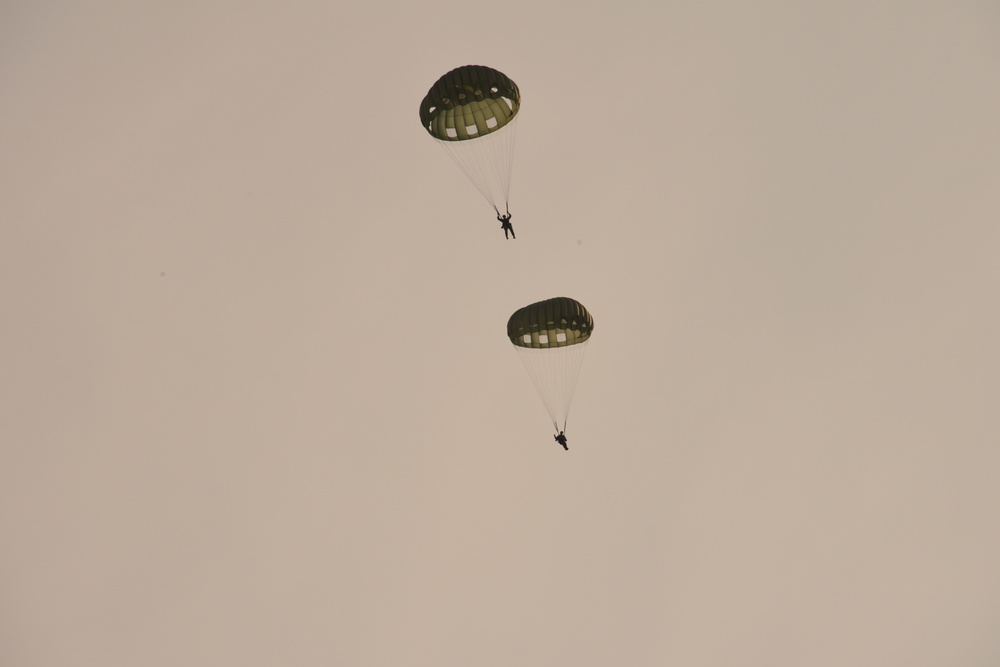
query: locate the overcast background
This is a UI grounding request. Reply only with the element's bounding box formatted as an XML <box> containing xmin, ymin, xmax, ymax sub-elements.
<box><xmin>3</xmin><ymin>1</ymin><xmax>1000</xmax><ymax>665</ymax></box>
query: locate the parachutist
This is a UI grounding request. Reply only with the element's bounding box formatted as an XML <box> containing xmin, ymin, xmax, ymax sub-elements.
<box><xmin>508</xmin><ymin>298</ymin><xmax>594</xmax><ymax>450</ymax></box>
<box><xmin>496</xmin><ymin>207</ymin><xmax>515</xmax><ymax>239</ymax></box>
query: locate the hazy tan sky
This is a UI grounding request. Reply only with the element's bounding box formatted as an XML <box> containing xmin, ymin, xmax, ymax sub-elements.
<box><xmin>3</xmin><ymin>1</ymin><xmax>1000</xmax><ymax>665</ymax></box>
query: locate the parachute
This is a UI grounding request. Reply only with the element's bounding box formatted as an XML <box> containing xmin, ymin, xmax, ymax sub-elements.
<box><xmin>419</xmin><ymin>65</ymin><xmax>520</xmax><ymax>212</ymax></box>
<box><xmin>507</xmin><ymin>297</ymin><xmax>594</xmax><ymax>435</ymax></box>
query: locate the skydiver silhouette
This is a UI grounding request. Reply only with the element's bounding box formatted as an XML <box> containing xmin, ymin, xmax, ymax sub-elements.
<box><xmin>554</xmin><ymin>431</ymin><xmax>568</xmax><ymax>450</ymax></box>
<box><xmin>495</xmin><ymin>205</ymin><xmax>515</xmax><ymax>239</ymax></box>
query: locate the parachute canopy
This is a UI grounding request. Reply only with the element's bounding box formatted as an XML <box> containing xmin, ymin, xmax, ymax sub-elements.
<box><xmin>507</xmin><ymin>297</ymin><xmax>594</xmax><ymax>349</ymax></box>
<box><xmin>419</xmin><ymin>65</ymin><xmax>520</xmax><ymax>141</ymax></box>
<box><xmin>419</xmin><ymin>65</ymin><xmax>520</xmax><ymax>211</ymax></box>
<box><xmin>507</xmin><ymin>297</ymin><xmax>594</xmax><ymax>434</ymax></box>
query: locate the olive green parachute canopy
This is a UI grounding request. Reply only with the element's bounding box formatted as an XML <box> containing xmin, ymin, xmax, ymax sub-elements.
<box><xmin>507</xmin><ymin>297</ymin><xmax>594</xmax><ymax>349</ymax></box>
<box><xmin>420</xmin><ymin>65</ymin><xmax>520</xmax><ymax>142</ymax></box>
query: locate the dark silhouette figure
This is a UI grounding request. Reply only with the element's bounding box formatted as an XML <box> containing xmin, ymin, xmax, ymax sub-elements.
<box><xmin>554</xmin><ymin>431</ymin><xmax>568</xmax><ymax>450</ymax></box>
<box><xmin>495</xmin><ymin>205</ymin><xmax>515</xmax><ymax>239</ymax></box>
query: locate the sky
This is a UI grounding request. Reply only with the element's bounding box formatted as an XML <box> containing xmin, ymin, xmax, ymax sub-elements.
<box><xmin>2</xmin><ymin>1</ymin><xmax>1000</xmax><ymax>665</ymax></box>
